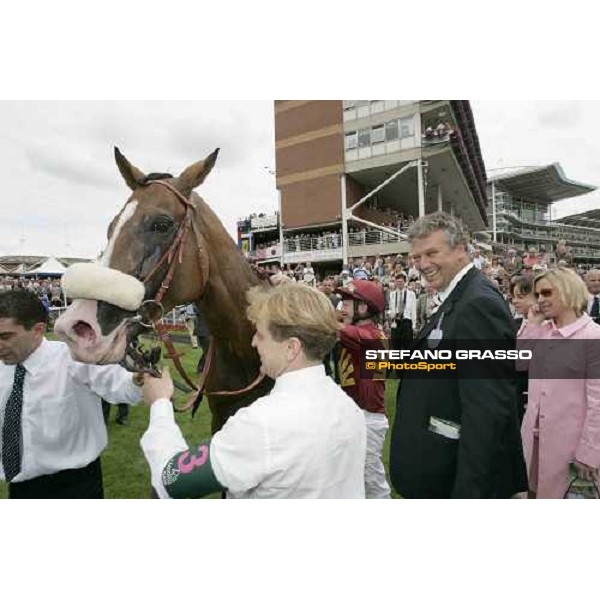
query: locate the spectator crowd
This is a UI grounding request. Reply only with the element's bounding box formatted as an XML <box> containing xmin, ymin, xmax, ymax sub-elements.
<box><xmin>0</xmin><ymin>276</ymin><xmax>65</xmax><ymax>310</ymax></box>
<box><xmin>3</xmin><ymin>213</ymin><xmax>600</xmax><ymax>500</ymax></box>
<box><xmin>249</xmin><ymin>222</ymin><xmax>600</xmax><ymax>500</ymax></box>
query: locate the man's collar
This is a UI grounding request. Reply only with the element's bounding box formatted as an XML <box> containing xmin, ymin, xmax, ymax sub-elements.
<box><xmin>438</xmin><ymin>262</ymin><xmax>473</xmax><ymax>303</ymax></box>
<box><xmin>22</xmin><ymin>337</ymin><xmax>50</xmax><ymax>376</ymax></box>
<box><xmin>273</xmin><ymin>364</ymin><xmax>325</xmax><ymax>392</ymax></box>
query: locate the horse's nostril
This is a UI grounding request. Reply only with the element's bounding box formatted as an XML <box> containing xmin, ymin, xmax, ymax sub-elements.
<box><xmin>73</xmin><ymin>320</ymin><xmax>95</xmax><ymax>341</ymax></box>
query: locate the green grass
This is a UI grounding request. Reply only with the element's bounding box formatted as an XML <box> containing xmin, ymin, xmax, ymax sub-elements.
<box><xmin>1</xmin><ymin>339</ymin><xmax>399</xmax><ymax>499</ymax></box>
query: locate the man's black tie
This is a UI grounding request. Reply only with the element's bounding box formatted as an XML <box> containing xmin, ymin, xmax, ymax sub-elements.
<box><xmin>591</xmin><ymin>296</ymin><xmax>600</xmax><ymax>320</ymax></box>
<box><xmin>2</xmin><ymin>364</ymin><xmax>26</xmax><ymax>482</ymax></box>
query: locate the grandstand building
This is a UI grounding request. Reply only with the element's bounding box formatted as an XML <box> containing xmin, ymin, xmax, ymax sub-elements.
<box><xmin>274</xmin><ymin>100</ymin><xmax>488</xmax><ymax>270</ymax></box>
<box><xmin>236</xmin><ymin>213</ymin><xmax>281</xmax><ymax>264</ymax></box>
<box><xmin>487</xmin><ymin>164</ymin><xmax>599</xmax><ymax>264</ymax></box>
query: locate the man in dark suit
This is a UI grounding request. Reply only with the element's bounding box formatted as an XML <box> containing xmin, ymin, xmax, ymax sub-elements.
<box><xmin>585</xmin><ymin>269</ymin><xmax>600</xmax><ymax>325</ymax></box>
<box><xmin>389</xmin><ymin>212</ymin><xmax>528</xmax><ymax>498</ymax></box>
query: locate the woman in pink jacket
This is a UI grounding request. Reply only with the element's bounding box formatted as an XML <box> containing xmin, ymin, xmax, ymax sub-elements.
<box><xmin>518</xmin><ymin>267</ymin><xmax>600</xmax><ymax>498</ymax></box>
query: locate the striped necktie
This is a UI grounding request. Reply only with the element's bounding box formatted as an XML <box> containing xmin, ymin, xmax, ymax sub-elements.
<box><xmin>2</xmin><ymin>364</ymin><xmax>26</xmax><ymax>482</ymax></box>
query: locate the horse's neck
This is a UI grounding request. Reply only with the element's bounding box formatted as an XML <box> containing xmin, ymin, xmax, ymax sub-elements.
<box><xmin>201</xmin><ymin>272</ymin><xmax>257</xmax><ymax>360</ymax></box>
<box><xmin>194</xmin><ymin>201</ymin><xmax>260</xmax><ymax>363</ymax></box>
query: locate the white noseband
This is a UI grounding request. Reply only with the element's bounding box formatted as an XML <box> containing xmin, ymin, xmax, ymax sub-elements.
<box><xmin>61</xmin><ymin>263</ymin><xmax>145</xmax><ymax>311</ymax></box>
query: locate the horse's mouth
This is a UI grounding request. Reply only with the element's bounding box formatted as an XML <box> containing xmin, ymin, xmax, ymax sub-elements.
<box><xmin>55</xmin><ymin>308</ymin><xmax>130</xmax><ymax>365</ymax></box>
<box><xmin>119</xmin><ymin>321</ymin><xmax>162</xmax><ymax>376</ymax></box>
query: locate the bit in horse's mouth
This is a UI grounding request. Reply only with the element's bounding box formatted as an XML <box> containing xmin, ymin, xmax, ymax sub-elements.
<box><xmin>120</xmin><ymin>321</ymin><xmax>162</xmax><ymax>376</ymax></box>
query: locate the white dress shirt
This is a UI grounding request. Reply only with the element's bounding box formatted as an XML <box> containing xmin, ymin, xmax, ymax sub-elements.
<box><xmin>472</xmin><ymin>256</ymin><xmax>486</xmax><ymax>270</ymax></box>
<box><xmin>0</xmin><ymin>338</ymin><xmax>142</xmax><ymax>483</ymax></box>
<box><xmin>388</xmin><ymin>288</ymin><xmax>417</xmax><ymax>324</ymax></box>
<box><xmin>141</xmin><ymin>364</ymin><xmax>367</xmax><ymax>499</ymax></box>
<box><xmin>438</xmin><ymin>263</ymin><xmax>474</xmax><ymax>305</ymax></box>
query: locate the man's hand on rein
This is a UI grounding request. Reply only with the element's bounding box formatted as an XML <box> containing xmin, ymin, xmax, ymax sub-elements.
<box><xmin>142</xmin><ymin>366</ymin><xmax>175</xmax><ymax>406</ymax></box>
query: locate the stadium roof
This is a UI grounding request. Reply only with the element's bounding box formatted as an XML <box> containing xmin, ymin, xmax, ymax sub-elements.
<box><xmin>489</xmin><ymin>163</ymin><xmax>596</xmax><ymax>204</ymax></box>
<box><xmin>554</xmin><ymin>208</ymin><xmax>600</xmax><ymax>228</ymax></box>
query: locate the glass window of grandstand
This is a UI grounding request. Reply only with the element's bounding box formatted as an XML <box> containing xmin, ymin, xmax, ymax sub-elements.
<box><xmin>371</xmin><ymin>125</ymin><xmax>385</xmax><ymax>143</ymax></box>
<box><xmin>344</xmin><ymin>99</ymin><xmax>417</xmax><ymax>122</ymax></box>
<box><xmin>356</xmin><ymin>100</ymin><xmax>370</xmax><ymax>119</ymax></box>
<box><xmin>345</xmin><ymin>131</ymin><xmax>358</xmax><ymax>150</ymax></box>
<box><xmin>344</xmin><ymin>117</ymin><xmax>418</xmax><ymax>160</ymax></box>
<box><xmin>399</xmin><ymin>116</ymin><xmax>414</xmax><ymax>139</ymax></box>
<box><xmin>370</xmin><ymin>100</ymin><xmax>385</xmax><ymax>114</ymax></box>
<box><xmin>386</xmin><ymin>120</ymin><xmax>398</xmax><ymax>140</ymax></box>
<box><xmin>358</xmin><ymin>128</ymin><xmax>371</xmax><ymax>147</ymax></box>
<box><xmin>358</xmin><ymin>128</ymin><xmax>371</xmax><ymax>159</ymax></box>
<box><xmin>371</xmin><ymin>124</ymin><xmax>385</xmax><ymax>156</ymax></box>
<box><xmin>343</xmin><ymin>100</ymin><xmax>357</xmax><ymax>122</ymax></box>
<box><xmin>385</xmin><ymin>119</ymin><xmax>400</xmax><ymax>153</ymax></box>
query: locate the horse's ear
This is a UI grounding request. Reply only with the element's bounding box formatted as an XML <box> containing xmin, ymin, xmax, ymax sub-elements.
<box><xmin>114</xmin><ymin>147</ymin><xmax>147</xmax><ymax>191</ymax></box>
<box><xmin>176</xmin><ymin>148</ymin><xmax>220</xmax><ymax>196</ymax></box>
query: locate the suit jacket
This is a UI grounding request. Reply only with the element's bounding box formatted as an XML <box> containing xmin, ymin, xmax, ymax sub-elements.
<box><xmin>389</xmin><ymin>268</ymin><xmax>528</xmax><ymax>498</ymax></box>
<box><xmin>587</xmin><ymin>294</ymin><xmax>600</xmax><ymax>325</ymax></box>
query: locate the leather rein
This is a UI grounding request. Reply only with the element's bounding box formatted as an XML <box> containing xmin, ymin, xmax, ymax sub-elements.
<box><xmin>135</xmin><ymin>179</ymin><xmax>265</xmax><ymax>412</ymax></box>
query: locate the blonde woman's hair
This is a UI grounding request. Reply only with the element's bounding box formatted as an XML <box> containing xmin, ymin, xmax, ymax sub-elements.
<box><xmin>533</xmin><ymin>267</ymin><xmax>589</xmax><ymax>316</ymax></box>
<box><xmin>246</xmin><ymin>282</ymin><xmax>338</xmax><ymax>361</ymax></box>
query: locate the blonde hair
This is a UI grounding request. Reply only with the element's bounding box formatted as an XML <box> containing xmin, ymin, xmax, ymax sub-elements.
<box><xmin>534</xmin><ymin>267</ymin><xmax>589</xmax><ymax>316</ymax></box>
<box><xmin>246</xmin><ymin>283</ymin><xmax>338</xmax><ymax>360</ymax></box>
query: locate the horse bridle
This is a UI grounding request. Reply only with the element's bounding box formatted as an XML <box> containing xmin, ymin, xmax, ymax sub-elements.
<box><xmin>131</xmin><ymin>178</ymin><xmax>265</xmax><ymax>413</ymax></box>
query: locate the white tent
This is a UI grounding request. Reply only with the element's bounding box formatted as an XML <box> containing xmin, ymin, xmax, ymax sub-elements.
<box><xmin>23</xmin><ymin>256</ymin><xmax>67</xmax><ymax>276</ymax></box>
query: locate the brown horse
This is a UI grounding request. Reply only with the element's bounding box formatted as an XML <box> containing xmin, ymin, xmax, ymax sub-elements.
<box><xmin>55</xmin><ymin>148</ymin><xmax>274</xmax><ymax>432</ymax></box>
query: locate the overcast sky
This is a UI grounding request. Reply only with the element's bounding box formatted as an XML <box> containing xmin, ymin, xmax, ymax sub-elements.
<box><xmin>0</xmin><ymin>101</ymin><xmax>278</xmax><ymax>258</ymax></box>
<box><xmin>1</xmin><ymin>100</ymin><xmax>598</xmax><ymax>259</ymax></box>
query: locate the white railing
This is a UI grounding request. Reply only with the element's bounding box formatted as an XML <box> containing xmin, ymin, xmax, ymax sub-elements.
<box><xmin>283</xmin><ymin>234</ymin><xmax>342</xmax><ymax>253</ymax></box>
<box><xmin>348</xmin><ymin>229</ymin><xmax>408</xmax><ymax>246</ymax></box>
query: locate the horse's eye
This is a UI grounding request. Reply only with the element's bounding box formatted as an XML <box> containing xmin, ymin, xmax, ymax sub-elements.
<box><xmin>151</xmin><ymin>219</ymin><xmax>172</xmax><ymax>233</ymax></box>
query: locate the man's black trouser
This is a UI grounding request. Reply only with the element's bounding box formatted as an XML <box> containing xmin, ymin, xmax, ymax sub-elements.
<box><xmin>390</xmin><ymin>318</ymin><xmax>413</xmax><ymax>351</ymax></box>
<box><xmin>9</xmin><ymin>457</ymin><xmax>104</xmax><ymax>499</ymax></box>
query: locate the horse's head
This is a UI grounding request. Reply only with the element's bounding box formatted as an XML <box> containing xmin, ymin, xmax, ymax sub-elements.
<box><xmin>55</xmin><ymin>148</ymin><xmax>219</xmax><ymax>369</ymax></box>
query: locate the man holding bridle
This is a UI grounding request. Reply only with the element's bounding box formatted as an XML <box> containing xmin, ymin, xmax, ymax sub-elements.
<box><xmin>140</xmin><ymin>283</ymin><xmax>367</xmax><ymax>499</ymax></box>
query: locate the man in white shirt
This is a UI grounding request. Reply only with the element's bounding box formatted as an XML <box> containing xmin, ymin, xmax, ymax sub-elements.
<box><xmin>0</xmin><ymin>289</ymin><xmax>143</xmax><ymax>498</ymax></box>
<box><xmin>406</xmin><ymin>255</ymin><xmax>420</xmax><ymax>282</ymax></box>
<box><xmin>585</xmin><ymin>269</ymin><xmax>600</xmax><ymax>325</ymax></box>
<box><xmin>387</xmin><ymin>274</ymin><xmax>417</xmax><ymax>351</ymax></box>
<box><xmin>302</xmin><ymin>261</ymin><xmax>316</xmax><ymax>287</ymax></box>
<box><xmin>472</xmin><ymin>246</ymin><xmax>487</xmax><ymax>270</ymax></box>
<box><xmin>141</xmin><ymin>283</ymin><xmax>366</xmax><ymax>499</ymax></box>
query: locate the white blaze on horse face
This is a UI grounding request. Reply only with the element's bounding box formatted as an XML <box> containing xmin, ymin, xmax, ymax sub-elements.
<box><xmin>101</xmin><ymin>200</ymin><xmax>139</xmax><ymax>267</ymax></box>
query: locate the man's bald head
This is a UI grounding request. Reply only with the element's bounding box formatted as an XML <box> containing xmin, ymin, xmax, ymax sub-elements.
<box><xmin>585</xmin><ymin>269</ymin><xmax>600</xmax><ymax>295</ymax></box>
